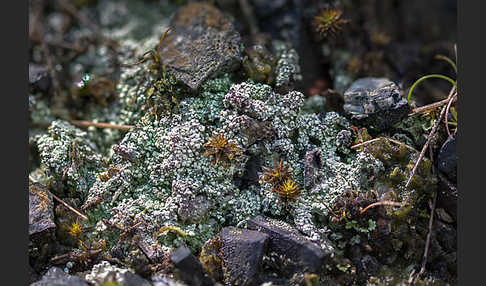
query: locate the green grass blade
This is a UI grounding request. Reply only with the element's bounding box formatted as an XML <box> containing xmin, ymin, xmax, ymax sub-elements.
<box><xmin>407</xmin><ymin>74</ymin><xmax>457</xmax><ymax>104</ymax></box>
<box><xmin>435</xmin><ymin>55</ymin><xmax>457</xmax><ymax>74</ymax></box>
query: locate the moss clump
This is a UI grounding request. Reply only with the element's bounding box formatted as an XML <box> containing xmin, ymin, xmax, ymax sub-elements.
<box><xmin>243</xmin><ymin>41</ymin><xmax>277</xmax><ymax>85</ymax></box>
<box><xmin>199</xmin><ymin>236</ymin><xmax>224</xmax><ymax>281</ymax></box>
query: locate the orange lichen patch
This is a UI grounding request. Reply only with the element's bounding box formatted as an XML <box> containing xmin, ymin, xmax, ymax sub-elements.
<box><xmin>259</xmin><ymin>157</ymin><xmax>294</xmax><ymax>187</ymax></box>
<box><xmin>29</xmin><ymin>183</ymin><xmax>52</xmax><ymax>212</ymax></box>
<box><xmin>203</xmin><ymin>133</ymin><xmax>242</xmax><ymax>165</ymax></box>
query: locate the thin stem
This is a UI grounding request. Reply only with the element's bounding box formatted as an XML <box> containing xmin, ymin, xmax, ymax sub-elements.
<box><xmin>351</xmin><ymin>137</ymin><xmax>418</xmax><ymax>152</ymax></box>
<box><xmin>408</xmin><ymin>97</ymin><xmax>457</xmax><ymax>117</ymax></box>
<box><xmin>414</xmin><ymin>191</ymin><xmax>438</xmax><ymax>283</ymax></box>
<box><xmin>444</xmin><ymin>93</ymin><xmax>457</xmax><ymax>137</ymax></box>
<box><xmin>405</xmin><ymin>87</ymin><xmax>457</xmax><ymax>188</ymax></box>
<box><xmin>408</xmin><ymin>74</ymin><xmax>457</xmax><ymax>103</ymax></box>
<box><xmin>360</xmin><ymin>201</ymin><xmax>406</xmax><ymax>215</ymax></box>
<box><xmin>315</xmin><ymin>197</ymin><xmax>340</xmax><ymax>219</ymax></box>
<box><xmin>435</xmin><ymin>55</ymin><xmax>457</xmax><ymax>74</ymax></box>
<box><xmin>51</xmin><ymin>192</ymin><xmax>88</xmax><ymax>221</ymax></box>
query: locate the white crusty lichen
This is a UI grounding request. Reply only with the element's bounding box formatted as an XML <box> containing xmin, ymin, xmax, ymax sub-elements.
<box><xmin>35</xmin><ymin>120</ymin><xmax>102</xmax><ymax>194</ymax></box>
<box><xmin>77</xmin><ymin>78</ymin><xmax>387</xmax><ymax>255</ymax></box>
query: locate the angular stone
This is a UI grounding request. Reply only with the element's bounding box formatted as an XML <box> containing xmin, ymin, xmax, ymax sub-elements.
<box><xmin>220</xmin><ymin>227</ymin><xmax>269</xmax><ymax>286</ymax></box>
<box><xmin>31</xmin><ymin>267</ymin><xmax>89</xmax><ymax>286</ymax></box>
<box><xmin>247</xmin><ymin>215</ymin><xmax>330</xmax><ymax>273</ymax></box>
<box><xmin>159</xmin><ymin>3</ymin><xmax>242</xmax><ymax>90</ymax></box>
<box><xmin>170</xmin><ymin>246</ymin><xmax>214</xmax><ymax>286</ymax></box>
<box><xmin>29</xmin><ymin>63</ymin><xmax>51</xmax><ymax>93</ymax></box>
<box><xmin>29</xmin><ymin>182</ymin><xmax>55</xmax><ymax>236</ymax></box>
<box><xmin>438</xmin><ymin>135</ymin><xmax>456</xmax><ymax>182</ymax></box>
<box><xmin>343</xmin><ymin>78</ymin><xmax>410</xmax><ymax>131</ymax></box>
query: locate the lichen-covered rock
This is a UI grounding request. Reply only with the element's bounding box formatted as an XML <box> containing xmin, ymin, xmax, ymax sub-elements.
<box><xmin>29</xmin><ymin>182</ymin><xmax>55</xmax><ymax>236</ymax></box>
<box><xmin>247</xmin><ymin>215</ymin><xmax>331</xmax><ymax>273</ymax></box>
<box><xmin>84</xmin><ymin>261</ymin><xmax>152</xmax><ymax>286</ymax></box>
<box><xmin>32</xmin><ymin>267</ymin><xmax>89</xmax><ymax>286</ymax></box>
<box><xmin>219</xmin><ymin>227</ymin><xmax>269</xmax><ymax>286</ymax></box>
<box><xmin>35</xmin><ymin>120</ymin><xmax>102</xmax><ymax>194</ymax></box>
<box><xmin>343</xmin><ymin>78</ymin><xmax>410</xmax><ymax>131</ymax></box>
<box><xmin>81</xmin><ymin>78</ymin><xmax>388</xmax><ymax>262</ymax></box>
<box><xmin>159</xmin><ymin>2</ymin><xmax>243</xmax><ymax>90</ymax></box>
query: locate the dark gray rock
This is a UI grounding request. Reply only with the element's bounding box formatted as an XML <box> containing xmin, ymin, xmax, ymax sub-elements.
<box><xmin>177</xmin><ymin>195</ymin><xmax>211</xmax><ymax>224</ymax></box>
<box><xmin>247</xmin><ymin>215</ymin><xmax>331</xmax><ymax>273</ymax></box>
<box><xmin>343</xmin><ymin>78</ymin><xmax>410</xmax><ymax>131</ymax></box>
<box><xmin>251</xmin><ymin>0</ymin><xmax>302</xmax><ymax>51</ymax></box>
<box><xmin>170</xmin><ymin>246</ymin><xmax>214</xmax><ymax>286</ymax></box>
<box><xmin>29</xmin><ymin>182</ymin><xmax>55</xmax><ymax>236</ymax></box>
<box><xmin>159</xmin><ymin>2</ymin><xmax>242</xmax><ymax>90</ymax></box>
<box><xmin>438</xmin><ymin>135</ymin><xmax>456</xmax><ymax>182</ymax></box>
<box><xmin>28</xmin><ymin>264</ymin><xmax>41</xmax><ymax>284</ymax></box>
<box><xmin>29</xmin><ymin>63</ymin><xmax>51</xmax><ymax>94</ymax></box>
<box><xmin>220</xmin><ymin>227</ymin><xmax>269</xmax><ymax>286</ymax></box>
<box><xmin>31</xmin><ymin>267</ymin><xmax>89</xmax><ymax>286</ymax></box>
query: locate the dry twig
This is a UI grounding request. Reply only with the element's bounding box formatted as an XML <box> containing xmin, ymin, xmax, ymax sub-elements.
<box><xmin>315</xmin><ymin>197</ymin><xmax>341</xmax><ymax>219</ymax></box>
<box><xmin>351</xmin><ymin>137</ymin><xmax>418</xmax><ymax>152</ymax></box>
<box><xmin>405</xmin><ymin>86</ymin><xmax>457</xmax><ymax>188</ymax></box>
<box><xmin>411</xmin><ymin>191</ymin><xmax>438</xmax><ymax>284</ymax></box>
<box><xmin>360</xmin><ymin>200</ymin><xmax>407</xmax><ymax>215</ymax></box>
<box><xmin>70</xmin><ymin>120</ymin><xmax>134</xmax><ymax>131</ymax></box>
<box><xmin>50</xmin><ymin>192</ymin><xmax>89</xmax><ymax>221</ymax></box>
<box><xmin>408</xmin><ymin>97</ymin><xmax>457</xmax><ymax>117</ymax></box>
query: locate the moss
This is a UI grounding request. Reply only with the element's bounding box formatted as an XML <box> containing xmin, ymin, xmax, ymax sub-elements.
<box><xmin>199</xmin><ymin>236</ymin><xmax>224</xmax><ymax>281</ymax></box>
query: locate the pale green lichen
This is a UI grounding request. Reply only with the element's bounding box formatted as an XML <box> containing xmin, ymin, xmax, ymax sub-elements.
<box><xmin>35</xmin><ymin>120</ymin><xmax>102</xmax><ymax>194</ymax></box>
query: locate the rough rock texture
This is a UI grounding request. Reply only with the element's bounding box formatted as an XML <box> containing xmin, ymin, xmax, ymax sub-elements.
<box><xmin>247</xmin><ymin>215</ymin><xmax>331</xmax><ymax>273</ymax></box>
<box><xmin>29</xmin><ymin>63</ymin><xmax>51</xmax><ymax>94</ymax></box>
<box><xmin>170</xmin><ymin>246</ymin><xmax>214</xmax><ymax>286</ymax></box>
<box><xmin>438</xmin><ymin>135</ymin><xmax>456</xmax><ymax>182</ymax></box>
<box><xmin>159</xmin><ymin>3</ymin><xmax>242</xmax><ymax>90</ymax></box>
<box><xmin>85</xmin><ymin>261</ymin><xmax>152</xmax><ymax>286</ymax></box>
<box><xmin>29</xmin><ymin>182</ymin><xmax>55</xmax><ymax>236</ymax></box>
<box><xmin>220</xmin><ymin>227</ymin><xmax>269</xmax><ymax>286</ymax></box>
<box><xmin>35</xmin><ymin>120</ymin><xmax>102</xmax><ymax>194</ymax></box>
<box><xmin>343</xmin><ymin>78</ymin><xmax>410</xmax><ymax>131</ymax></box>
<box><xmin>31</xmin><ymin>267</ymin><xmax>89</xmax><ymax>286</ymax></box>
